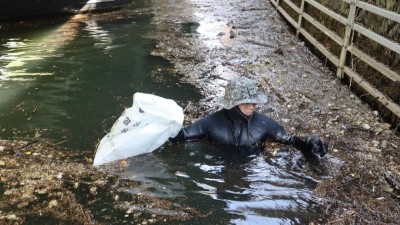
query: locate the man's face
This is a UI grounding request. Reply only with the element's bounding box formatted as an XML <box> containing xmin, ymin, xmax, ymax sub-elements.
<box><xmin>238</xmin><ymin>103</ymin><xmax>256</xmax><ymax>116</ymax></box>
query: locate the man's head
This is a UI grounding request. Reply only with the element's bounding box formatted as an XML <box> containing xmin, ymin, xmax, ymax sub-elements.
<box><xmin>218</xmin><ymin>76</ymin><xmax>267</xmax><ymax>110</ymax></box>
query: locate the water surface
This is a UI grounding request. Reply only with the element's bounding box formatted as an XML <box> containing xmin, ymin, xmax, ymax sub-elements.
<box><xmin>0</xmin><ymin>9</ymin><xmax>201</xmax><ymax>150</ymax></box>
<box><xmin>109</xmin><ymin>142</ymin><xmax>321</xmax><ymax>224</ymax></box>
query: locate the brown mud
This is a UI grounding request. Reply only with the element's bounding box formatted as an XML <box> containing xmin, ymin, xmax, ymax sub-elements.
<box><xmin>0</xmin><ymin>0</ymin><xmax>399</xmax><ymax>224</ymax></box>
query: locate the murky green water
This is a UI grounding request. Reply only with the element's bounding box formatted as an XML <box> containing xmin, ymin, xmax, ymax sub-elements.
<box><xmin>109</xmin><ymin>142</ymin><xmax>321</xmax><ymax>224</ymax></box>
<box><xmin>0</xmin><ymin>8</ymin><xmax>201</xmax><ymax>150</ymax></box>
<box><xmin>0</xmin><ymin>2</ymin><xmax>321</xmax><ymax>224</ymax></box>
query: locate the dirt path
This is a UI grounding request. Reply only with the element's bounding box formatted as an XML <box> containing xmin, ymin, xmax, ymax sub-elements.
<box><xmin>0</xmin><ymin>0</ymin><xmax>399</xmax><ymax>224</ymax></box>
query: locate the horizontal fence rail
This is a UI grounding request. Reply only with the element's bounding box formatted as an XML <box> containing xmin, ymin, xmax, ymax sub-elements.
<box><xmin>270</xmin><ymin>0</ymin><xmax>400</xmax><ymax>120</ymax></box>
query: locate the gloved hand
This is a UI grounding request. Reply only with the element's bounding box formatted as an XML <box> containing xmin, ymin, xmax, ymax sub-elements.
<box><xmin>290</xmin><ymin>135</ymin><xmax>328</xmax><ymax>161</ymax></box>
<box><xmin>306</xmin><ymin>135</ymin><xmax>328</xmax><ymax>158</ymax></box>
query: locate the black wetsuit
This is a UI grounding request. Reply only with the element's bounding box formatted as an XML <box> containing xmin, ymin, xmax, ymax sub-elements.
<box><xmin>172</xmin><ymin>106</ymin><xmax>312</xmax><ymax>156</ymax></box>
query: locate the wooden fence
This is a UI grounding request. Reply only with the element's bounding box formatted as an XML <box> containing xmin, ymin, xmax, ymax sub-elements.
<box><xmin>269</xmin><ymin>0</ymin><xmax>400</xmax><ymax>120</ymax></box>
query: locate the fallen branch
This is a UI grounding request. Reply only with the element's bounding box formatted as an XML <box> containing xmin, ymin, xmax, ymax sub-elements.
<box><xmin>55</xmin><ymin>140</ymin><xmax>67</xmax><ymax>145</ymax></box>
<box><xmin>246</xmin><ymin>39</ymin><xmax>275</xmax><ymax>48</ymax></box>
<box><xmin>384</xmin><ymin>171</ymin><xmax>400</xmax><ymax>194</ymax></box>
<box><xmin>183</xmin><ymin>101</ymin><xmax>192</xmax><ymax>113</ymax></box>
<box><xmin>342</xmin><ymin>147</ymin><xmax>364</xmax><ymax>152</ymax></box>
<box><xmin>14</xmin><ymin>139</ymin><xmax>39</xmax><ymax>150</ymax></box>
<box><xmin>11</xmin><ymin>101</ymin><xmax>25</xmax><ymax>111</ymax></box>
<box><xmin>241</xmin><ymin>8</ymin><xmax>269</xmax><ymax>11</ymax></box>
<box><xmin>32</xmin><ymin>105</ymin><xmax>38</xmax><ymax>113</ymax></box>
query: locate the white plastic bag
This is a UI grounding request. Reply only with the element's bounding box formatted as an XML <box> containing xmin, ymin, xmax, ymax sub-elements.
<box><xmin>93</xmin><ymin>93</ymin><xmax>183</xmax><ymax>166</ymax></box>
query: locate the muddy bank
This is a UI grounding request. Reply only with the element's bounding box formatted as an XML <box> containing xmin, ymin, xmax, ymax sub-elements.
<box><xmin>0</xmin><ymin>0</ymin><xmax>399</xmax><ymax>224</ymax></box>
<box><xmin>0</xmin><ymin>139</ymin><xmax>196</xmax><ymax>225</ymax></box>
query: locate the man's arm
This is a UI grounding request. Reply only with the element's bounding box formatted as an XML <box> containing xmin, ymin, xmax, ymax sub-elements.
<box><xmin>169</xmin><ymin>116</ymin><xmax>211</xmax><ymax>143</ymax></box>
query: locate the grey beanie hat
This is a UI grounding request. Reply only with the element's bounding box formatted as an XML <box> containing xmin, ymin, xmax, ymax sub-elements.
<box><xmin>218</xmin><ymin>76</ymin><xmax>268</xmax><ymax>109</ymax></box>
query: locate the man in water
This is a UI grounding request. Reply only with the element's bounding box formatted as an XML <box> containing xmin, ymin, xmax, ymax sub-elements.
<box><xmin>171</xmin><ymin>76</ymin><xmax>327</xmax><ymax>161</ymax></box>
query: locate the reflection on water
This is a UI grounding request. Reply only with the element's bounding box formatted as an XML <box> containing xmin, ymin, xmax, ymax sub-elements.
<box><xmin>83</xmin><ymin>19</ymin><xmax>116</xmax><ymax>51</ymax></box>
<box><xmin>0</xmin><ymin>15</ymin><xmax>88</xmax><ymax>78</ymax></box>
<box><xmin>100</xmin><ymin>142</ymin><xmax>321</xmax><ymax>224</ymax></box>
<box><xmin>0</xmin><ymin>10</ymin><xmax>202</xmax><ymax>150</ymax></box>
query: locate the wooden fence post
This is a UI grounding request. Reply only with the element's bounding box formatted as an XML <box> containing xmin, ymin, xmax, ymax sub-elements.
<box><xmin>297</xmin><ymin>0</ymin><xmax>306</xmax><ymax>36</ymax></box>
<box><xmin>337</xmin><ymin>0</ymin><xmax>357</xmax><ymax>79</ymax></box>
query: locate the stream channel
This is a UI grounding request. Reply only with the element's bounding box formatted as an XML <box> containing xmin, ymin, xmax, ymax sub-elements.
<box><xmin>0</xmin><ymin>2</ymin><xmax>321</xmax><ymax>224</ymax></box>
